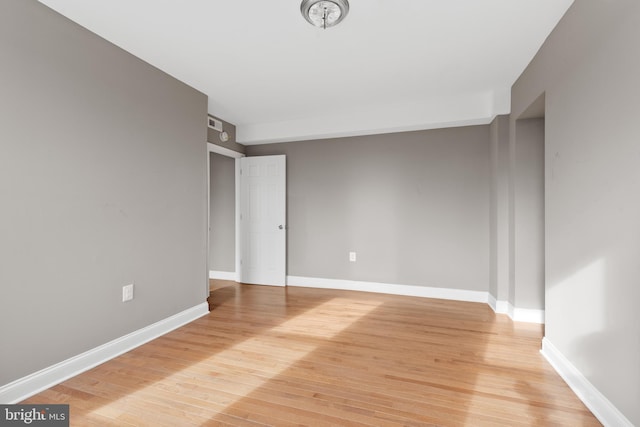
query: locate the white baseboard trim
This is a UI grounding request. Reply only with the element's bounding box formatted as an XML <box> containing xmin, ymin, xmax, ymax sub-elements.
<box><xmin>209</xmin><ymin>270</ymin><xmax>237</xmax><ymax>281</ymax></box>
<box><xmin>0</xmin><ymin>302</ymin><xmax>209</xmax><ymax>404</ymax></box>
<box><xmin>512</xmin><ymin>305</ymin><xmax>545</xmax><ymax>324</ymax></box>
<box><xmin>289</xmin><ymin>277</ymin><xmax>544</xmax><ymax>325</ymax></box>
<box><xmin>488</xmin><ymin>293</ymin><xmax>497</xmax><ymax>311</ymax></box>
<box><xmin>495</xmin><ymin>300</ymin><xmax>509</xmax><ymax>314</ymax></box>
<box><xmin>287</xmin><ymin>276</ymin><xmax>488</xmax><ymax>304</ymax></box>
<box><xmin>488</xmin><ymin>294</ymin><xmax>510</xmax><ymax>313</ymax></box>
<box><xmin>541</xmin><ymin>338</ymin><xmax>633</xmax><ymax>427</ymax></box>
<box><xmin>487</xmin><ymin>297</ymin><xmax>544</xmax><ymax>324</ymax></box>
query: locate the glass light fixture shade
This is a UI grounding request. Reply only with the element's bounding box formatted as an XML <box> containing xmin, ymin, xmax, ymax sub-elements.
<box><xmin>300</xmin><ymin>0</ymin><xmax>349</xmax><ymax>29</ymax></box>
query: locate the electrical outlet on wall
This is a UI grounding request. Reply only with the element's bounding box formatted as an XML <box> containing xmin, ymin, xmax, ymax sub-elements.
<box><xmin>349</xmin><ymin>252</ymin><xmax>357</xmax><ymax>262</ymax></box>
<box><xmin>122</xmin><ymin>284</ymin><xmax>134</xmax><ymax>302</ymax></box>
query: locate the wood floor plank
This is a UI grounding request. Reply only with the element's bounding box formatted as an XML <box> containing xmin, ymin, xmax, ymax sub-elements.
<box><xmin>22</xmin><ymin>281</ymin><xmax>601</xmax><ymax>426</ymax></box>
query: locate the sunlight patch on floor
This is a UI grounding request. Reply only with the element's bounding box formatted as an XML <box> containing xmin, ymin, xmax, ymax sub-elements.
<box><xmin>89</xmin><ymin>297</ymin><xmax>382</xmax><ymax>420</ymax></box>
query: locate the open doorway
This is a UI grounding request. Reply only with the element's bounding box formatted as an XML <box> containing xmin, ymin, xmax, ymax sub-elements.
<box><xmin>207</xmin><ymin>143</ymin><xmax>244</xmax><ymax>294</ymax></box>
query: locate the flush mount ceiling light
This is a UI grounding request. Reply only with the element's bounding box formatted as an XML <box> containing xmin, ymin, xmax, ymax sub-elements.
<box><xmin>300</xmin><ymin>0</ymin><xmax>349</xmax><ymax>29</ymax></box>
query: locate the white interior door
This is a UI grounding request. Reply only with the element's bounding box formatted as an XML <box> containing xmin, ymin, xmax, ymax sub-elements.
<box><xmin>239</xmin><ymin>155</ymin><xmax>286</xmax><ymax>286</ymax></box>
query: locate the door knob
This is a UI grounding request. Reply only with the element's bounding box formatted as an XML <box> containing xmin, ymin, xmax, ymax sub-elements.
<box><xmin>278</xmin><ymin>225</ymin><xmax>284</xmax><ymax>230</ymax></box>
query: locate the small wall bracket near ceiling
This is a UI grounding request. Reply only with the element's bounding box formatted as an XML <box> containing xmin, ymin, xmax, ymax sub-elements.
<box><xmin>300</xmin><ymin>0</ymin><xmax>349</xmax><ymax>29</ymax></box>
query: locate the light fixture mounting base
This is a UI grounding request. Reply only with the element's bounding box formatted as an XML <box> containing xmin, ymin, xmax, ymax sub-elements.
<box><xmin>300</xmin><ymin>0</ymin><xmax>350</xmax><ymax>29</ymax></box>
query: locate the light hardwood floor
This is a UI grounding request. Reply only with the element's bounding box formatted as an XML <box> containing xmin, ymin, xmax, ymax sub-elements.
<box><xmin>23</xmin><ymin>280</ymin><xmax>601</xmax><ymax>426</ymax></box>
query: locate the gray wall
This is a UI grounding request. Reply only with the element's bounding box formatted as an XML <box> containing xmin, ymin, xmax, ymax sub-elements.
<box><xmin>209</xmin><ymin>153</ymin><xmax>236</xmax><ymax>272</ymax></box>
<box><xmin>512</xmin><ymin>0</ymin><xmax>640</xmax><ymax>423</ymax></box>
<box><xmin>0</xmin><ymin>0</ymin><xmax>208</xmax><ymax>387</ymax></box>
<box><xmin>489</xmin><ymin>115</ymin><xmax>510</xmax><ymax>302</ymax></box>
<box><xmin>246</xmin><ymin>126</ymin><xmax>490</xmax><ymax>291</ymax></box>
<box><xmin>510</xmin><ymin>118</ymin><xmax>545</xmax><ymax>309</ymax></box>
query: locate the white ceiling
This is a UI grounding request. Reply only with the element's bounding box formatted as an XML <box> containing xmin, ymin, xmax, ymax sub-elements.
<box><xmin>38</xmin><ymin>0</ymin><xmax>573</xmax><ymax>145</ymax></box>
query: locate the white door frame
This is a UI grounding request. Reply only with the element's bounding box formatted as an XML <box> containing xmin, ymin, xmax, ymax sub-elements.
<box><xmin>207</xmin><ymin>142</ymin><xmax>244</xmax><ymax>293</ymax></box>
